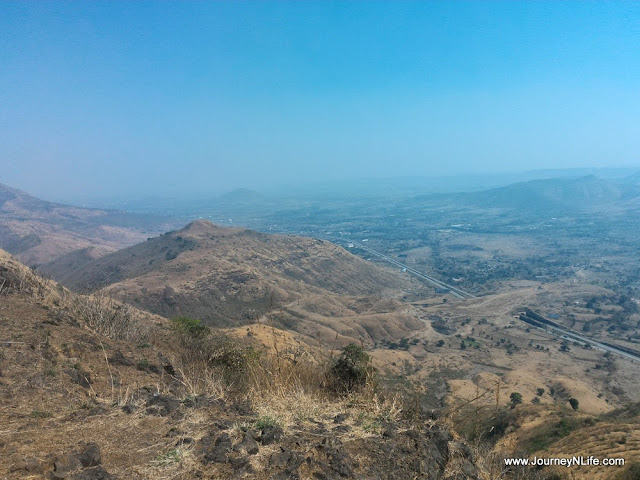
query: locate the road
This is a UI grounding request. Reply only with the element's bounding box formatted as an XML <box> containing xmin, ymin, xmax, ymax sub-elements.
<box><xmin>348</xmin><ymin>242</ymin><xmax>476</xmax><ymax>300</ymax></box>
<box><xmin>519</xmin><ymin>310</ymin><xmax>640</xmax><ymax>362</ymax></box>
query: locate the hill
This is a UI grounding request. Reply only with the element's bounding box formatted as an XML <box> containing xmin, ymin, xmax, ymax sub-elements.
<box><xmin>0</xmin><ymin>182</ymin><xmax>174</xmax><ymax>269</ymax></box>
<box><xmin>0</xmin><ymin>248</ymin><xmax>485</xmax><ymax>480</ymax></box>
<box><xmin>54</xmin><ymin>220</ymin><xmax>425</xmax><ymax>345</ymax></box>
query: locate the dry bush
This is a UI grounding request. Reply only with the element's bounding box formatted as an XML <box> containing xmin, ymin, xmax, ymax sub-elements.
<box><xmin>242</xmin><ymin>338</ymin><xmax>405</xmax><ymax>434</ymax></box>
<box><xmin>245</xmin><ymin>346</ymin><xmax>329</xmax><ymax>425</ymax></box>
<box><xmin>69</xmin><ymin>290</ymin><xmax>149</xmax><ymax>342</ymax></box>
<box><xmin>164</xmin><ymin>318</ymin><xmax>255</xmax><ymax>399</ymax></box>
<box><xmin>0</xmin><ymin>262</ymin><xmax>55</xmax><ymax>300</ymax></box>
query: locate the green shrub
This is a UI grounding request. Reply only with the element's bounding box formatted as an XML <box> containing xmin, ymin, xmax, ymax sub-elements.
<box><xmin>255</xmin><ymin>415</ymin><xmax>281</xmax><ymax>429</ymax></box>
<box><xmin>171</xmin><ymin>316</ymin><xmax>209</xmax><ymax>339</ymax></box>
<box><xmin>510</xmin><ymin>392</ymin><xmax>523</xmax><ymax>408</ymax></box>
<box><xmin>569</xmin><ymin>398</ymin><xmax>579</xmax><ymax>410</ymax></box>
<box><xmin>327</xmin><ymin>344</ymin><xmax>375</xmax><ymax>393</ymax></box>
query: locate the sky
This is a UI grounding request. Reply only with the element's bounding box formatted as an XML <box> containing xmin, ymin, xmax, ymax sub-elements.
<box><xmin>1</xmin><ymin>1</ymin><xmax>640</xmax><ymax>201</ymax></box>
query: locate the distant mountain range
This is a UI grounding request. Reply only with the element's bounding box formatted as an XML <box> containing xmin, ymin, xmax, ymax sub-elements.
<box><xmin>0</xmin><ymin>182</ymin><xmax>175</xmax><ymax>268</ymax></box>
<box><xmin>408</xmin><ymin>174</ymin><xmax>640</xmax><ymax>214</ymax></box>
<box><xmin>463</xmin><ymin>175</ymin><xmax>640</xmax><ymax>211</ymax></box>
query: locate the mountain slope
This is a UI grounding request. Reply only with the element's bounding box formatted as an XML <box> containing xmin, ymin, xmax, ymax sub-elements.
<box><xmin>0</xmin><ymin>248</ymin><xmax>481</xmax><ymax>480</ymax></box>
<box><xmin>55</xmin><ymin>220</ymin><xmax>424</xmax><ymax>343</ymax></box>
<box><xmin>0</xmin><ymin>182</ymin><xmax>174</xmax><ymax>268</ymax></box>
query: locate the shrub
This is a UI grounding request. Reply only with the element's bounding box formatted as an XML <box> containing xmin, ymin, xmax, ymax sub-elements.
<box><xmin>510</xmin><ymin>392</ymin><xmax>523</xmax><ymax>408</ymax></box>
<box><xmin>171</xmin><ymin>316</ymin><xmax>209</xmax><ymax>339</ymax></box>
<box><xmin>569</xmin><ymin>398</ymin><xmax>579</xmax><ymax>410</ymax></box>
<box><xmin>71</xmin><ymin>291</ymin><xmax>146</xmax><ymax>341</ymax></box>
<box><xmin>327</xmin><ymin>344</ymin><xmax>375</xmax><ymax>393</ymax></box>
<box><xmin>169</xmin><ymin>318</ymin><xmax>252</xmax><ymax>394</ymax></box>
<box><xmin>524</xmin><ymin>417</ymin><xmax>584</xmax><ymax>453</ymax></box>
<box><xmin>254</xmin><ymin>415</ymin><xmax>281</xmax><ymax>429</ymax></box>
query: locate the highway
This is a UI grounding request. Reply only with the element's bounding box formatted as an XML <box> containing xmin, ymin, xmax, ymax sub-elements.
<box><xmin>340</xmin><ymin>239</ymin><xmax>638</xmax><ymax>361</ymax></box>
<box><xmin>519</xmin><ymin>309</ymin><xmax>640</xmax><ymax>362</ymax></box>
<box><xmin>349</xmin><ymin>242</ymin><xmax>476</xmax><ymax>300</ymax></box>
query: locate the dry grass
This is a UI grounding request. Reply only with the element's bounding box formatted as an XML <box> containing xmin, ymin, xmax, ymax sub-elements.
<box><xmin>0</xmin><ymin>251</ymin><xmax>56</xmax><ymax>300</ymax></box>
<box><xmin>69</xmin><ymin>290</ymin><xmax>150</xmax><ymax>342</ymax></box>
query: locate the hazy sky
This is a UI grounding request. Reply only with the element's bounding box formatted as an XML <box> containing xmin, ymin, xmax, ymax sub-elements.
<box><xmin>1</xmin><ymin>1</ymin><xmax>639</xmax><ymax>200</ymax></box>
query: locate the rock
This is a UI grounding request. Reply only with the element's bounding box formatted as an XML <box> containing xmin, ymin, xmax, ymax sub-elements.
<box><xmin>229</xmin><ymin>455</ymin><xmax>249</xmax><ymax>470</ymax></box>
<box><xmin>121</xmin><ymin>404</ymin><xmax>136</xmax><ymax>414</ymax></box>
<box><xmin>145</xmin><ymin>394</ymin><xmax>180</xmax><ymax>416</ymax></box>
<box><xmin>269</xmin><ymin>449</ymin><xmax>293</xmax><ymax>469</ymax></box>
<box><xmin>70</xmin><ymin>466</ymin><xmax>116</xmax><ymax>480</ymax></box>
<box><xmin>333</xmin><ymin>413</ymin><xmax>349</xmax><ymax>424</ymax></box>
<box><xmin>461</xmin><ymin>460</ymin><xmax>479</xmax><ymax>478</ymax></box>
<box><xmin>9</xmin><ymin>456</ymin><xmax>26</xmax><ymax>473</ymax></box>
<box><xmin>236</xmin><ymin>432</ymin><xmax>259</xmax><ymax>455</ymax></box>
<box><xmin>51</xmin><ymin>453</ymin><xmax>81</xmax><ymax>479</ymax></box>
<box><xmin>229</xmin><ymin>401</ymin><xmax>254</xmax><ymax>416</ymax></box>
<box><xmin>88</xmin><ymin>406</ymin><xmax>108</xmax><ymax>416</ymax></box>
<box><xmin>77</xmin><ymin>443</ymin><xmax>101</xmax><ymax>468</ymax></box>
<box><xmin>333</xmin><ymin>425</ymin><xmax>350</xmax><ymax>434</ymax></box>
<box><xmin>165</xmin><ymin>427</ymin><xmax>183</xmax><ymax>438</ymax></box>
<box><xmin>203</xmin><ymin>433</ymin><xmax>232</xmax><ymax>463</ymax></box>
<box><xmin>269</xmin><ymin>448</ymin><xmax>303</xmax><ymax>473</ymax></box>
<box><xmin>136</xmin><ymin>362</ymin><xmax>161</xmax><ymax>374</ymax></box>
<box><xmin>182</xmin><ymin>395</ymin><xmax>211</xmax><ymax>408</ymax></box>
<box><xmin>175</xmin><ymin>437</ymin><xmax>194</xmax><ymax>446</ymax></box>
<box><xmin>107</xmin><ymin>351</ymin><xmax>133</xmax><ymax>367</ymax></box>
<box><xmin>260</xmin><ymin>425</ymin><xmax>283</xmax><ymax>445</ymax></box>
<box><xmin>64</xmin><ymin>369</ymin><xmax>92</xmax><ymax>388</ymax></box>
<box><xmin>24</xmin><ymin>456</ymin><xmax>42</xmax><ymax>473</ymax></box>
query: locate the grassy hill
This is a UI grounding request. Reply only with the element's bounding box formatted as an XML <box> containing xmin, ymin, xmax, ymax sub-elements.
<box><xmin>53</xmin><ymin>220</ymin><xmax>424</xmax><ymax>344</ymax></box>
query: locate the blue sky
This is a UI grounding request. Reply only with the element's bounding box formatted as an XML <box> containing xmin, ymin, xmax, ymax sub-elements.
<box><xmin>1</xmin><ymin>1</ymin><xmax>639</xmax><ymax>200</ymax></box>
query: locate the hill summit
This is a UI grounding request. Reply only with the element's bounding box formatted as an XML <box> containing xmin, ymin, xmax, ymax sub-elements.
<box><xmin>54</xmin><ymin>221</ymin><xmax>423</xmax><ymax>345</ymax></box>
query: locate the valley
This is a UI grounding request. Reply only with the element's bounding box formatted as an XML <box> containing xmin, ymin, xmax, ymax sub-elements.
<box><xmin>2</xmin><ymin>174</ymin><xmax>640</xmax><ymax>479</ymax></box>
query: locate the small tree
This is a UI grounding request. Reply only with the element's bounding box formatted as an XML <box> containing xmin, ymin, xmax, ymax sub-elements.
<box><xmin>536</xmin><ymin>388</ymin><xmax>545</xmax><ymax>396</ymax></box>
<box><xmin>510</xmin><ymin>392</ymin><xmax>523</xmax><ymax>408</ymax></box>
<box><xmin>327</xmin><ymin>344</ymin><xmax>374</xmax><ymax>393</ymax></box>
<box><xmin>569</xmin><ymin>398</ymin><xmax>579</xmax><ymax>411</ymax></box>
